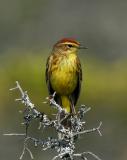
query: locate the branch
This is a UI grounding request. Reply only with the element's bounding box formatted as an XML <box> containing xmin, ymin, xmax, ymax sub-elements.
<box><xmin>73</xmin><ymin>121</ymin><xmax>102</xmax><ymax>137</ymax></box>
<box><xmin>74</xmin><ymin>151</ymin><xmax>102</xmax><ymax>160</ymax></box>
<box><xmin>10</xmin><ymin>81</ymin><xmax>41</xmax><ymax>117</ymax></box>
<box><xmin>4</xmin><ymin>81</ymin><xmax>103</xmax><ymax>160</ymax></box>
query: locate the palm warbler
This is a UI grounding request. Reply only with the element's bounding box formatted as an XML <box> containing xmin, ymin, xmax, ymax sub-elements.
<box><xmin>46</xmin><ymin>38</ymin><xmax>87</xmax><ymax>113</ymax></box>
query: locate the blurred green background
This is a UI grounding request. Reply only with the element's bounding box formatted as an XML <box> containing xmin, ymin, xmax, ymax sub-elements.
<box><xmin>0</xmin><ymin>0</ymin><xmax>127</xmax><ymax>160</ymax></box>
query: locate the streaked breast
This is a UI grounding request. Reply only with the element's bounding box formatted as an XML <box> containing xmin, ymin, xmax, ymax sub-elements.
<box><xmin>50</xmin><ymin>53</ymin><xmax>78</xmax><ymax>95</ymax></box>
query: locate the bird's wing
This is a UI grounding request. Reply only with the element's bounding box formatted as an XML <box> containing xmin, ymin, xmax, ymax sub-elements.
<box><xmin>71</xmin><ymin>57</ymin><xmax>82</xmax><ymax>105</ymax></box>
<box><xmin>45</xmin><ymin>55</ymin><xmax>54</xmax><ymax>95</ymax></box>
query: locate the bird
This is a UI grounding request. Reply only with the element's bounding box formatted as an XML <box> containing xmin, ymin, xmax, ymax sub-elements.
<box><xmin>46</xmin><ymin>38</ymin><xmax>87</xmax><ymax>114</ymax></box>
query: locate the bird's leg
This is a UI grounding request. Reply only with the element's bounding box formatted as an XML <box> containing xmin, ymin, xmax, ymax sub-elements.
<box><xmin>71</xmin><ymin>104</ymin><xmax>76</xmax><ymax>115</ymax></box>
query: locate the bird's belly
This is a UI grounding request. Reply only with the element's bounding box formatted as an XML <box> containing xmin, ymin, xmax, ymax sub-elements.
<box><xmin>50</xmin><ymin>68</ymin><xmax>77</xmax><ymax>95</ymax></box>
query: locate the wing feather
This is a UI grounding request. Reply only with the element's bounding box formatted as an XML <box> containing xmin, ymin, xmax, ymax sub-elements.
<box><xmin>45</xmin><ymin>55</ymin><xmax>54</xmax><ymax>95</ymax></box>
<box><xmin>71</xmin><ymin>57</ymin><xmax>82</xmax><ymax>105</ymax></box>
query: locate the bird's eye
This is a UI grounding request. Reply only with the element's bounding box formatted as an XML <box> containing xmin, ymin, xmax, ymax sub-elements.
<box><xmin>67</xmin><ymin>44</ymin><xmax>73</xmax><ymax>48</ymax></box>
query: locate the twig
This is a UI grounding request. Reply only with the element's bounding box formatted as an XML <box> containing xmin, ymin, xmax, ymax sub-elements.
<box><xmin>74</xmin><ymin>151</ymin><xmax>102</xmax><ymax>160</ymax></box>
<box><xmin>19</xmin><ymin>137</ymin><xmax>34</xmax><ymax>160</ymax></box>
<box><xmin>3</xmin><ymin>133</ymin><xmax>26</xmax><ymax>136</ymax></box>
<box><xmin>46</xmin><ymin>92</ymin><xmax>64</xmax><ymax>113</ymax></box>
<box><xmin>73</xmin><ymin>121</ymin><xmax>102</xmax><ymax>137</ymax></box>
<box><xmin>10</xmin><ymin>81</ymin><xmax>41</xmax><ymax>117</ymax></box>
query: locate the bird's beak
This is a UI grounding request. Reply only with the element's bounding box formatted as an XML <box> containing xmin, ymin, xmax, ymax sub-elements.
<box><xmin>79</xmin><ymin>45</ymin><xmax>88</xmax><ymax>49</ymax></box>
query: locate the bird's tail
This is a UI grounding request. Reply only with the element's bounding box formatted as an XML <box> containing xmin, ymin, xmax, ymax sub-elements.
<box><xmin>61</xmin><ymin>96</ymin><xmax>71</xmax><ymax>113</ymax></box>
<box><xmin>60</xmin><ymin>96</ymin><xmax>76</xmax><ymax>129</ymax></box>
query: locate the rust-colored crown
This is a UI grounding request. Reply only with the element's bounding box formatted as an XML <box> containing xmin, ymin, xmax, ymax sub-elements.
<box><xmin>55</xmin><ymin>38</ymin><xmax>80</xmax><ymax>46</ymax></box>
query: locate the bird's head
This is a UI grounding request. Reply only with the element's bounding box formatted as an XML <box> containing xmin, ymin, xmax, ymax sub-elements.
<box><xmin>53</xmin><ymin>38</ymin><xmax>87</xmax><ymax>54</ymax></box>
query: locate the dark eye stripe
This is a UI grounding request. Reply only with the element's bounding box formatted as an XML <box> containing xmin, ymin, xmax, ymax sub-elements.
<box><xmin>68</xmin><ymin>44</ymin><xmax>73</xmax><ymax>48</ymax></box>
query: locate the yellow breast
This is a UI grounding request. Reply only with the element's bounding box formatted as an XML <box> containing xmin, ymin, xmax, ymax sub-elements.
<box><xmin>50</xmin><ymin>53</ymin><xmax>78</xmax><ymax>95</ymax></box>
